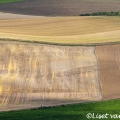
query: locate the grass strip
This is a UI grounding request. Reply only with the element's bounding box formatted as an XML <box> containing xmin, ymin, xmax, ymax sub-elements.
<box><xmin>0</xmin><ymin>0</ymin><xmax>25</xmax><ymax>4</ymax></box>
<box><xmin>0</xmin><ymin>99</ymin><xmax>120</xmax><ymax>120</ymax></box>
<box><xmin>0</xmin><ymin>38</ymin><xmax>120</xmax><ymax>47</ymax></box>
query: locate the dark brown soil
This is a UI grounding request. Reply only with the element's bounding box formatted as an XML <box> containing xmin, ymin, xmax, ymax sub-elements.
<box><xmin>96</xmin><ymin>45</ymin><xmax>120</xmax><ymax>100</ymax></box>
<box><xmin>0</xmin><ymin>0</ymin><xmax>120</xmax><ymax>16</ymax></box>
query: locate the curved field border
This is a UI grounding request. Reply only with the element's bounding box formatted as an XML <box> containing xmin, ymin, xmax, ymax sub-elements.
<box><xmin>1</xmin><ymin>38</ymin><xmax>120</xmax><ymax>47</ymax></box>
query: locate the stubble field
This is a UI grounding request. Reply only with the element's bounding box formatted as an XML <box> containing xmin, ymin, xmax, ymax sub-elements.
<box><xmin>0</xmin><ymin>16</ymin><xmax>120</xmax><ymax>44</ymax></box>
<box><xmin>0</xmin><ymin>42</ymin><xmax>102</xmax><ymax>111</ymax></box>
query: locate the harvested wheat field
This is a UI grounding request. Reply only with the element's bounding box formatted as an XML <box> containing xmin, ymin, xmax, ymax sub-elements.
<box><xmin>0</xmin><ymin>16</ymin><xmax>120</xmax><ymax>44</ymax></box>
<box><xmin>96</xmin><ymin>45</ymin><xmax>120</xmax><ymax>100</ymax></box>
<box><xmin>0</xmin><ymin>41</ymin><xmax>102</xmax><ymax>111</ymax></box>
<box><xmin>0</xmin><ymin>0</ymin><xmax>120</xmax><ymax>16</ymax></box>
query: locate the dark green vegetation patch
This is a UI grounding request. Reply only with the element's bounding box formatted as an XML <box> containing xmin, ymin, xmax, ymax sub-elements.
<box><xmin>0</xmin><ymin>0</ymin><xmax>25</xmax><ymax>4</ymax></box>
<box><xmin>0</xmin><ymin>99</ymin><xmax>120</xmax><ymax>120</ymax></box>
<box><xmin>80</xmin><ymin>11</ymin><xmax>120</xmax><ymax>16</ymax></box>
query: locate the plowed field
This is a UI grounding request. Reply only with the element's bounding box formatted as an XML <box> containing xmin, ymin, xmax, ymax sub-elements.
<box><xmin>96</xmin><ymin>45</ymin><xmax>120</xmax><ymax>99</ymax></box>
<box><xmin>0</xmin><ymin>0</ymin><xmax>120</xmax><ymax>16</ymax></box>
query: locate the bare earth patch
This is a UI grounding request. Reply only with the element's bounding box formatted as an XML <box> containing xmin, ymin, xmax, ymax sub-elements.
<box><xmin>0</xmin><ymin>0</ymin><xmax>120</xmax><ymax>16</ymax></box>
<box><xmin>0</xmin><ymin>12</ymin><xmax>43</xmax><ymax>19</ymax></box>
<box><xmin>96</xmin><ymin>45</ymin><xmax>120</xmax><ymax>100</ymax></box>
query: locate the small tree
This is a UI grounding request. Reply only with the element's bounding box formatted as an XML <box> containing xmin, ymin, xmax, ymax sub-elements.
<box><xmin>118</xmin><ymin>12</ymin><xmax>120</xmax><ymax>16</ymax></box>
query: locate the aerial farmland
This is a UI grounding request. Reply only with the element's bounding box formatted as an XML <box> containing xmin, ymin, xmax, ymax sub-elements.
<box><xmin>0</xmin><ymin>0</ymin><xmax>120</xmax><ymax>119</ymax></box>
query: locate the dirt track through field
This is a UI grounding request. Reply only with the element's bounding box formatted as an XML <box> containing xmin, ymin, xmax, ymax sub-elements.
<box><xmin>0</xmin><ymin>0</ymin><xmax>120</xmax><ymax>16</ymax></box>
<box><xmin>0</xmin><ymin>12</ymin><xmax>43</xmax><ymax>19</ymax></box>
<box><xmin>96</xmin><ymin>45</ymin><xmax>120</xmax><ymax>100</ymax></box>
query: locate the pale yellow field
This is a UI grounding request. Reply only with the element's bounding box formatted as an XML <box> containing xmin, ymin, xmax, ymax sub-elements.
<box><xmin>0</xmin><ymin>42</ymin><xmax>102</xmax><ymax>110</ymax></box>
<box><xmin>0</xmin><ymin>16</ymin><xmax>120</xmax><ymax>44</ymax></box>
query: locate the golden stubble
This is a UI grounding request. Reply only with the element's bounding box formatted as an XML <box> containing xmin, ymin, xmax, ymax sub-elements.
<box><xmin>0</xmin><ymin>16</ymin><xmax>120</xmax><ymax>44</ymax></box>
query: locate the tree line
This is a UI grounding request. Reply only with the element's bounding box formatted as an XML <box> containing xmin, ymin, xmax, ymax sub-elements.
<box><xmin>80</xmin><ymin>12</ymin><xmax>120</xmax><ymax>16</ymax></box>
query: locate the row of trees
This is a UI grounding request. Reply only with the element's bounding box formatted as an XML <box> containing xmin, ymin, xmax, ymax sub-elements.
<box><xmin>80</xmin><ymin>12</ymin><xmax>120</xmax><ymax>16</ymax></box>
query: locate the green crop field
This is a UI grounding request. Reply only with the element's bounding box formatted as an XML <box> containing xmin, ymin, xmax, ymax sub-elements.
<box><xmin>0</xmin><ymin>0</ymin><xmax>25</xmax><ymax>4</ymax></box>
<box><xmin>0</xmin><ymin>99</ymin><xmax>120</xmax><ymax>120</ymax></box>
